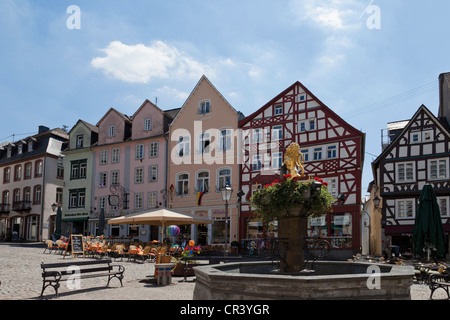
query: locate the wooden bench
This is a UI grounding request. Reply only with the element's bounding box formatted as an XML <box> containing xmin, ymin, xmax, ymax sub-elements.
<box><xmin>41</xmin><ymin>259</ymin><xmax>125</xmax><ymax>297</ymax></box>
<box><xmin>429</xmin><ymin>273</ymin><xmax>450</xmax><ymax>300</ymax></box>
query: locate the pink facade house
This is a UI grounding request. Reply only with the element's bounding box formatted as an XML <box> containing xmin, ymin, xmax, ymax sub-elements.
<box><xmin>92</xmin><ymin>100</ymin><xmax>177</xmax><ymax>241</ymax></box>
<box><xmin>168</xmin><ymin>76</ymin><xmax>242</xmax><ymax>248</ymax></box>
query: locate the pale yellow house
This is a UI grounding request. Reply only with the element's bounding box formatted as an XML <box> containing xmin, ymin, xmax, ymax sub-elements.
<box><xmin>168</xmin><ymin>75</ymin><xmax>241</xmax><ymax>248</ymax></box>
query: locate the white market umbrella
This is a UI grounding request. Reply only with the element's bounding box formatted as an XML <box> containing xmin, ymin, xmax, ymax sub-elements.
<box><xmin>107</xmin><ymin>208</ymin><xmax>214</xmax><ymax>240</ymax></box>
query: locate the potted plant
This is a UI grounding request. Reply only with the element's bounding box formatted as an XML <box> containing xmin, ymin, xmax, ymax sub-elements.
<box><xmin>251</xmin><ymin>174</ymin><xmax>334</xmax><ymax>273</ymax></box>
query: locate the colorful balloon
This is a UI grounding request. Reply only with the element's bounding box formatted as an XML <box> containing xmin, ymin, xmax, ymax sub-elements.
<box><xmin>167</xmin><ymin>225</ymin><xmax>180</xmax><ymax>237</ymax></box>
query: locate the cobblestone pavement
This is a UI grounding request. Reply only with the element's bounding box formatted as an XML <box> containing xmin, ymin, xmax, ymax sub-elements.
<box><xmin>0</xmin><ymin>242</ymin><xmax>447</xmax><ymax>300</ymax></box>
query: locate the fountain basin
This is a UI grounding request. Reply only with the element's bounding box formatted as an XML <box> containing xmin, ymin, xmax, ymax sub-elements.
<box><xmin>193</xmin><ymin>260</ymin><xmax>415</xmax><ymax>300</ymax></box>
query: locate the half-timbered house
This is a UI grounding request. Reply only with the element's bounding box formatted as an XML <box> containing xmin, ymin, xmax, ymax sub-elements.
<box><xmin>238</xmin><ymin>81</ymin><xmax>365</xmax><ymax>259</ymax></box>
<box><xmin>372</xmin><ymin>103</ymin><xmax>450</xmax><ymax>255</ymax></box>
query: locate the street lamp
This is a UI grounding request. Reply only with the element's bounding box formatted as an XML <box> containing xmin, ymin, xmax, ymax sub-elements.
<box><xmin>373</xmin><ymin>196</ymin><xmax>381</xmax><ymax>208</ymax></box>
<box><xmin>221</xmin><ymin>184</ymin><xmax>233</xmax><ymax>256</ymax></box>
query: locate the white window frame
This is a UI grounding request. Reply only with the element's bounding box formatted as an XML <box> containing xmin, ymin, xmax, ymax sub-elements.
<box><xmin>198</xmin><ymin>100</ymin><xmax>211</xmax><ymax>115</ymax></box>
<box><xmin>149</xmin><ymin>142</ymin><xmax>158</xmax><ymax>157</ymax></box>
<box><xmin>437</xmin><ymin>197</ymin><xmax>449</xmax><ymax>217</ymax></box>
<box><xmin>327</xmin><ymin>145</ymin><xmax>338</xmax><ymax>159</ymax></box>
<box><xmin>111</xmin><ymin>170</ymin><xmax>119</xmax><ymax>186</ymax></box>
<box><xmin>149</xmin><ymin>165</ymin><xmax>158</xmax><ymax>182</ymax></box>
<box><xmin>135</xmin><ymin>193</ymin><xmax>143</xmax><ymax>210</ymax></box>
<box><xmin>217</xmin><ymin>167</ymin><xmax>231</xmax><ymax>191</ymax></box>
<box><xmin>108</xmin><ymin>125</ymin><xmax>115</xmax><ymax>137</ymax></box>
<box><xmin>196</xmin><ymin>170</ymin><xmax>210</xmax><ymax>193</ymax></box>
<box><xmin>396</xmin><ymin>162</ymin><xmax>415</xmax><ymax>183</ymax></box>
<box><xmin>99</xmin><ymin>172</ymin><xmax>107</xmax><ymax>188</ymax></box>
<box><xmin>301</xmin><ymin>149</ymin><xmax>309</xmax><ymax>162</ymax></box>
<box><xmin>136</xmin><ymin>144</ymin><xmax>144</xmax><ymax>160</ymax></box>
<box><xmin>218</xmin><ymin>129</ymin><xmax>232</xmax><ymax>152</ymax></box>
<box><xmin>395</xmin><ymin>199</ymin><xmax>415</xmax><ymax>219</ymax></box>
<box><xmin>272</xmin><ymin>152</ymin><xmax>282</xmax><ymax>169</ymax></box>
<box><xmin>144</xmin><ymin>118</ymin><xmax>152</xmax><ymax>131</ymax></box>
<box><xmin>428</xmin><ymin>158</ymin><xmax>449</xmax><ymax>180</ymax></box>
<box><xmin>111</xmin><ymin>148</ymin><xmax>120</xmax><ymax>163</ymax></box>
<box><xmin>296</xmin><ymin>93</ymin><xmax>306</xmax><ymax>102</ymax></box>
<box><xmin>274</xmin><ymin>104</ymin><xmax>283</xmax><ymax>115</ymax></box>
<box><xmin>313</xmin><ymin>147</ymin><xmax>323</xmax><ymax>161</ymax></box>
<box><xmin>135</xmin><ymin>167</ymin><xmax>144</xmax><ymax>184</ymax></box>
<box><xmin>410</xmin><ymin>131</ymin><xmax>421</xmax><ymax>143</ymax></box>
<box><xmin>252</xmin><ymin>154</ymin><xmax>262</xmax><ymax>171</ymax></box>
<box><xmin>198</xmin><ymin>132</ymin><xmax>211</xmax><ymax>154</ymax></box>
<box><xmin>177</xmin><ymin>136</ymin><xmax>190</xmax><ymax>158</ymax></box>
<box><xmin>322</xmin><ymin>177</ymin><xmax>338</xmax><ymax>199</ymax></box>
<box><xmin>176</xmin><ymin>172</ymin><xmax>189</xmax><ymax>196</ymax></box>
<box><xmin>100</xmin><ymin>150</ymin><xmax>108</xmax><ymax>165</ymax></box>
<box><xmin>271</xmin><ymin>125</ymin><xmax>283</xmax><ymax>141</ymax></box>
<box><xmin>252</xmin><ymin>128</ymin><xmax>263</xmax><ymax>143</ymax></box>
<box><xmin>148</xmin><ymin>192</ymin><xmax>157</xmax><ymax>208</ymax></box>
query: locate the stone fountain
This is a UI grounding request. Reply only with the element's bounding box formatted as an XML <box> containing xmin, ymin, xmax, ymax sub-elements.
<box><xmin>193</xmin><ymin>143</ymin><xmax>415</xmax><ymax>300</ymax></box>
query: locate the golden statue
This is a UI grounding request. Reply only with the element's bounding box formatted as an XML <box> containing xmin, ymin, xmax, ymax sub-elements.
<box><xmin>283</xmin><ymin>142</ymin><xmax>305</xmax><ymax>178</ymax></box>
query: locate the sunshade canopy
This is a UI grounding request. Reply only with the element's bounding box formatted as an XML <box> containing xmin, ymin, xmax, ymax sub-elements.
<box><xmin>412</xmin><ymin>184</ymin><xmax>446</xmax><ymax>258</ymax></box>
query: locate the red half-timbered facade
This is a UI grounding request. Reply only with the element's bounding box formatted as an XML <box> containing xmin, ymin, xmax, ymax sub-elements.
<box><xmin>238</xmin><ymin>81</ymin><xmax>365</xmax><ymax>258</ymax></box>
<box><xmin>372</xmin><ymin>104</ymin><xmax>450</xmax><ymax>253</ymax></box>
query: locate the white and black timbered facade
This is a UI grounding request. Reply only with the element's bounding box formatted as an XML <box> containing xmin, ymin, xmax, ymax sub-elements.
<box><xmin>238</xmin><ymin>81</ymin><xmax>365</xmax><ymax>257</ymax></box>
<box><xmin>372</xmin><ymin>105</ymin><xmax>450</xmax><ymax>250</ymax></box>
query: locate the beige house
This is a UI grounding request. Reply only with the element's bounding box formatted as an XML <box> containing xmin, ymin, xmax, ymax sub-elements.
<box><xmin>167</xmin><ymin>75</ymin><xmax>241</xmax><ymax>248</ymax></box>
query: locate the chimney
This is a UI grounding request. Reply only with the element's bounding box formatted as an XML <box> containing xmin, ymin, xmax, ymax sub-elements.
<box><xmin>38</xmin><ymin>125</ymin><xmax>50</xmax><ymax>134</ymax></box>
<box><xmin>438</xmin><ymin>73</ymin><xmax>450</xmax><ymax>124</ymax></box>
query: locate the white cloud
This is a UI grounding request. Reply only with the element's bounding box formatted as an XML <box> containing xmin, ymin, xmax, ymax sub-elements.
<box><xmin>289</xmin><ymin>0</ymin><xmax>362</xmax><ymax>30</ymax></box>
<box><xmin>91</xmin><ymin>40</ymin><xmax>213</xmax><ymax>83</ymax></box>
<box><xmin>155</xmin><ymin>85</ymin><xmax>189</xmax><ymax>101</ymax></box>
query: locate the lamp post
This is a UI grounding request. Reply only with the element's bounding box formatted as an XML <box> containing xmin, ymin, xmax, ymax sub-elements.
<box><xmin>221</xmin><ymin>184</ymin><xmax>233</xmax><ymax>256</ymax></box>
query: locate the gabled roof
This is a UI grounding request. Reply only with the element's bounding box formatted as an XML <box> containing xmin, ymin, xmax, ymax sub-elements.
<box><xmin>238</xmin><ymin>80</ymin><xmax>363</xmax><ymax>138</ymax></box>
<box><xmin>372</xmin><ymin>104</ymin><xmax>450</xmax><ymax>168</ymax></box>
<box><xmin>131</xmin><ymin>99</ymin><xmax>165</xmax><ymax>120</ymax></box>
<box><xmin>96</xmin><ymin>107</ymin><xmax>132</xmax><ymax>127</ymax></box>
<box><xmin>69</xmin><ymin>119</ymin><xmax>98</xmax><ymax>134</ymax></box>
<box><xmin>169</xmin><ymin>75</ymin><xmax>238</xmax><ymax>127</ymax></box>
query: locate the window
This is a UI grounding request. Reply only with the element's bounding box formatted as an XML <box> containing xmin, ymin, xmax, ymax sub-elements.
<box><xmin>23</xmin><ymin>187</ymin><xmax>31</xmax><ymax>203</ymax></box>
<box><xmin>323</xmin><ymin>178</ymin><xmax>338</xmax><ymax>198</ymax></box>
<box><xmin>135</xmin><ymin>193</ymin><xmax>143</xmax><ymax>209</ymax></box>
<box><xmin>299</xmin><ymin>119</ymin><xmax>316</xmax><ymax>132</ymax></box>
<box><xmin>271</xmin><ymin>125</ymin><xmax>283</xmax><ymax>141</ymax></box>
<box><xmin>411</xmin><ymin>132</ymin><xmax>420</xmax><ymax>143</ymax></box>
<box><xmin>428</xmin><ymin>158</ymin><xmax>448</xmax><ymax>180</ymax></box>
<box><xmin>252</xmin><ymin>155</ymin><xmax>262</xmax><ymax>171</ymax></box>
<box><xmin>396</xmin><ymin>199</ymin><xmax>415</xmax><ymax>219</ymax></box>
<box><xmin>309</xmin><ymin>119</ymin><xmax>316</xmax><ymax>131</ymax></box>
<box><xmin>3</xmin><ymin>168</ymin><xmax>10</xmax><ymax>183</ymax></box>
<box><xmin>198</xmin><ymin>100</ymin><xmax>211</xmax><ymax>115</ymax></box>
<box><xmin>197</xmin><ymin>171</ymin><xmax>209</xmax><ymax>193</ymax></box>
<box><xmin>18</xmin><ymin>144</ymin><xmax>22</xmax><ymax>155</ymax></box>
<box><xmin>149</xmin><ymin>165</ymin><xmax>158</xmax><ymax>182</ymax></box>
<box><xmin>396</xmin><ymin>162</ymin><xmax>415</xmax><ymax>182</ymax></box>
<box><xmin>438</xmin><ymin>197</ymin><xmax>449</xmax><ymax>217</ymax></box>
<box><xmin>70</xmin><ymin>160</ymin><xmax>87</xmax><ymax>180</ymax></box>
<box><xmin>217</xmin><ymin>168</ymin><xmax>231</xmax><ymax>190</ymax></box>
<box><xmin>252</xmin><ymin>129</ymin><xmax>263</xmax><ymax>143</ymax></box>
<box><xmin>149</xmin><ymin>142</ymin><xmax>158</xmax><ymax>157</ymax></box>
<box><xmin>148</xmin><ymin>192</ymin><xmax>157</xmax><ymax>208</ymax></box>
<box><xmin>313</xmin><ymin>147</ymin><xmax>322</xmax><ymax>161</ymax></box>
<box><xmin>111</xmin><ymin>148</ymin><xmax>120</xmax><ymax>163</ymax></box>
<box><xmin>177</xmin><ymin>136</ymin><xmax>190</xmax><ymax>157</ymax></box>
<box><xmin>7</xmin><ymin>146</ymin><xmax>11</xmax><ymax>158</ymax></box>
<box><xmin>56</xmin><ymin>188</ymin><xmax>63</xmax><ymax>205</ymax></box>
<box><xmin>144</xmin><ymin>118</ymin><xmax>152</xmax><ymax>131</ymax></box>
<box><xmin>176</xmin><ymin>173</ymin><xmax>189</xmax><ymax>196</ymax></box>
<box><xmin>108</xmin><ymin>125</ymin><xmax>115</xmax><ymax>137</ymax></box>
<box><xmin>13</xmin><ymin>189</ymin><xmax>20</xmax><ymax>203</ymax></box>
<box><xmin>296</xmin><ymin>94</ymin><xmax>306</xmax><ymax>102</ymax></box>
<box><xmin>100</xmin><ymin>150</ymin><xmax>108</xmax><ymax>164</ymax></box>
<box><xmin>14</xmin><ymin>165</ymin><xmax>21</xmax><ymax>181</ymax></box>
<box><xmin>135</xmin><ymin>167</ymin><xmax>144</xmax><ymax>183</ymax></box>
<box><xmin>136</xmin><ymin>144</ymin><xmax>144</xmax><ymax>160</ymax></box>
<box><xmin>272</xmin><ymin>152</ymin><xmax>282</xmax><ymax>169</ymax></box>
<box><xmin>423</xmin><ymin>130</ymin><xmax>433</xmax><ymax>141</ymax></box>
<box><xmin>2</xmin><ymin>191</ymin><xmax>9</xmax><ymax>205</ymax></box>
<box><xmin>24</xmin><ymin>163</ymin><xmax>32</xmax><ymax>179</ymax></box>
<box><xmin>69</xmin><ymin>189</ymin><xmax>85</xmax><ymax>208</ymax></box>
<box><xmin>98</xmin><ymin>197</ymin><xmax>106</xmax><ymax>210</ymax></box>
<box><xmin>35</xmin><ymin>161</ymin><xmax>43</xmax><ymax>177</ymax></box>
<box><xmin>27</xmin><ymin>141</ymin><xmax>33</xmax><ymax>152</ymax></box>
<box><xmin>274</xmin><ymin>104</ymin><xmax>283</xmax><ymax>115</ymax></box>
<box><xmin>301</xmin><ymin>149</ymin><xmax>309</xmax><ymax>162</ymax></box>
<box><xmin>327</xmin><ymin>145</ymin><xmax>337</xmax><ymax>159</ymax></box>
<box><xmin>111</xmin><ymin>170</ymin><xmax>119</xmax><ymax>185</ymax></box>
<box><xmin>99</xmin><ymin>172</ymin><xmax>107</xmax><ymax>187</ymax></box>
<box><xmin>34</xmin><ymin>186</ymin><xmax>41</xmax><ymax>204</ymax></box>
<box><xmin>218</xmin><ymin>129</ymin><xmax>232</xmax><ymax>152</ymax></box>
<box><xmin>76</xmin><ymin>134</ymin><xmax>84</xmax><ymax>148</ymax></box>
<box><xmin>330</xmin><ymin>213</ymin><xmax>353</xmax><ymax>249</ymax></box>
<box><xmin>251</xmin><ymin>184</ymin><xmax>262</xmax><ymax>196</ymax></box>
<box><xmin>199</xmin><ymin>132</ymin><xmax>211</xmax><ymax>154</ymax></box>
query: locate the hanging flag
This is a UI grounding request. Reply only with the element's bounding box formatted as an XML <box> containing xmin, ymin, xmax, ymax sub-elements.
<box><xmin>197</xmin><ymin>191</ymin><xmax>204</xmax><ymax>206</ymax></box>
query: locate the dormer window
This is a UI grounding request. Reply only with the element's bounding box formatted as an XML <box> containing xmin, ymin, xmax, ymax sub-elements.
<box><xmin>198</xmin><ymin>100</ymin><xmax>211</xmax><ymax>115</ymax></box>
<box><xmin>76</xmin><ymin>134</ymin><xmax>84</xmax><ymax>148</ymax></box>
<box><xmin>108</xmin><ymin>125</ymin><xmax>115</xmax><ymax>137</ymax></box>
<box><xmin>144</xmin><ymin>118</ymin><xmax>152</xmax><ymax>131</ymax></box>
<box><xmin>27</xmin><ymin>141</ymin><xmax>33</xmax><ymax>152</ymax></box>
<box><xmin>7</xmin><ymin>146</ymin><xmax>11</xmax><ymax>158</ymax></box>
<box><xmin>18</xmin><ymin>144</ymin><xmax>23</xmax><ymax>155</ymax></box>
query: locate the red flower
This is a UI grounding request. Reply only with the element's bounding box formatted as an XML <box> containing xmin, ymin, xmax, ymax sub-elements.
<box><xmin>323</xmin><ymin>182</ymin><xmax>328</xmax><ymax>187</ymax></box>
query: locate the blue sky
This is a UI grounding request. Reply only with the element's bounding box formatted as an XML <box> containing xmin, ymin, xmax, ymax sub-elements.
<box><xmin>1</xmin><ymin>0</ymin><xmax>448</xmax><ymax>195</ymax></box>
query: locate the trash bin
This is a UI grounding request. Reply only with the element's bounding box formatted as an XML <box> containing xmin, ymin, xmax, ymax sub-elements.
<box><xmin>155</xmin><ymin>263</ymin><xmax>175</xmax><ymax>286</ymax></box>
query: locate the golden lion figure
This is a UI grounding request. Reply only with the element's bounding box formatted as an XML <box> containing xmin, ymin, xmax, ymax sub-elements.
<box><xmin>283</xmin><ymin>142</ymin><xmax>305</xmax><ymax>178</ymax></box>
